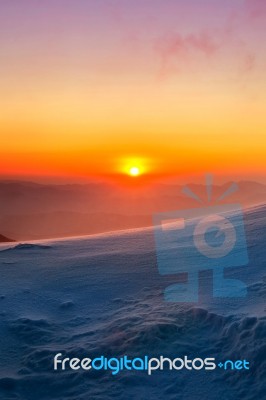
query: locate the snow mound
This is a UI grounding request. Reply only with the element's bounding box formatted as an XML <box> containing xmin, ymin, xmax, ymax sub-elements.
<box><xmin>1</xmin><ymin>243</ymin><xmax>52</xmax><ymax>252</ymax></box>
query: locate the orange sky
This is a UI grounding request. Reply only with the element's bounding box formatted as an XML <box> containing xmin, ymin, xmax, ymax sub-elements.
<box><xmin>0</xmin><ymin>0</ymin><xmax>266</xmax><ymax>183</ymax></box>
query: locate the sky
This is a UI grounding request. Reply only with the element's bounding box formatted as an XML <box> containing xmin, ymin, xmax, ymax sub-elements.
<box><xmin>0</xmin><ymin>0</ymin><xmax>266</xmax><ymax>183</ymax></box>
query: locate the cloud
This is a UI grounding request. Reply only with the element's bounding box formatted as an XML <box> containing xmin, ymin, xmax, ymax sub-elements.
<box><xmin>104</xmin><ymin>0</ymin><xmax>261</xmax><ymax>80</ymax></box>
<box><xmin>154</xmin><ymin>30</ymin><xmax>220</xmax><ymax>76</ymax></box>
<box><xmin>154</xmin><ymin>6</ymin><xmax>260</xmax><ymax>80</ymax></box>
<box><xmin>155</xmin><ymin>31</ymin><xmax>219</xmax><ymax>58</ymax></box>
<box><xmin>245</xmin><ymin>0</ymin><xmax>266</xmax><ymax>19</ymax></box>
<box><xmin>241</xmin><ymin>52</ymin><xmax>256</xmax><ymax>74</ymax></box>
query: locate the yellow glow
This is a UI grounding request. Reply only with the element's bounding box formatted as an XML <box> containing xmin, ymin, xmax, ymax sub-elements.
<box><xmin>116</xmin><ymin>157</ymin><xmax>150</xmax><ymax>177</ymax></box>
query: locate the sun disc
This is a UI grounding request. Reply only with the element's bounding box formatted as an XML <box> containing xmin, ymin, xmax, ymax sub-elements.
<box><xmin>129</xmin><ymin>166</ymin><xmax>140</xmax><ymax>177</ymax></box>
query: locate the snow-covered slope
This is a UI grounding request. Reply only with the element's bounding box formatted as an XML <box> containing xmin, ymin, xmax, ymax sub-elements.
<box><xmin>0</xmin><ymin>205</ymin><xmax>265</xmax><ymax>399</ymax></box>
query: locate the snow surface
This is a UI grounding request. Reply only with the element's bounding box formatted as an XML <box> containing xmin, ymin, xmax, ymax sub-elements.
<box><xmin>0</xmin><ymin>205</ymin><xmax>265</xmax><ymax>399</ymax></box>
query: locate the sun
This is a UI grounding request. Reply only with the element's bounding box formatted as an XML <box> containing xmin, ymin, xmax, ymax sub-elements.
<box><xmin>118</xmin><ymin>157</ymin><xmax>148</xmax><ymax>178</ymax></box>
<box><xmin>129</xmin><ymin>166</ymin><xmax>140</xmax><ymax>177</ymax></box>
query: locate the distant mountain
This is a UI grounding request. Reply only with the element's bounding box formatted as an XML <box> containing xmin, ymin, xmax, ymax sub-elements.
<box><xmin>0</xmin><ymin>234</ymin><xmax>15</xmax><ymax>242</ymax></box>
<box><xmin>0</xmin><ymin>212</ymin><xmax>151</xmax><ymax>241</ymax></box>
<box><xmin>0</xmin><ymin>180</ymin><xmax>265</xmax><ymax>240</ymax></box>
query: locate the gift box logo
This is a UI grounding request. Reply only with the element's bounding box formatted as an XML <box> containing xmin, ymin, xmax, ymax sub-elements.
<box><xmin>153</xmin><ymin>175</ymin><xmax>249</xmax><ymax>302</ymax></box>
